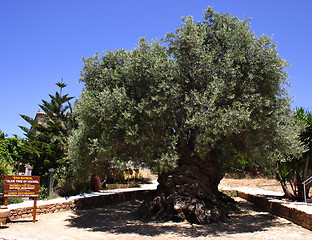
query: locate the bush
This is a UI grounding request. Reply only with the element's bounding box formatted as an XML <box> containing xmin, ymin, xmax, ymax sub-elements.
<box><xmin>38</xmin><ymin>185</ymin><xmax>49</xmax><ymax>200</ymax></box>
<box><xmin>0</xmin><ymin>197</ymin><xmax>24</xmax><ymax>205</ymax></box>
<box><xmin>54</xmin><ymin>167</ymin><xmax>91</xmax><ymax>197</ymax></box>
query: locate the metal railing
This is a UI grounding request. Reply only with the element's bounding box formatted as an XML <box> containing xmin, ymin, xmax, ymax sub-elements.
<box><xmin>302</xmin><ymin>176</ymin><xmax>312</xmax><ymax>203</ymax></box>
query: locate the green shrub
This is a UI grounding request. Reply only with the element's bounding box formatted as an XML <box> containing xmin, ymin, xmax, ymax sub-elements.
<box><xmin>38</xmin><ymin>185</ymin><xmax>49</xmax><ymax>200</ymax></box>
<box><xmin>0</xmin><ymin>197</ymin><xmax>24</xmax><ymax>205</ymax></box>
<box><xmin>8</xmin><ymin>197</ymin><xmax>24</xmax><ymax>204</ymax></box>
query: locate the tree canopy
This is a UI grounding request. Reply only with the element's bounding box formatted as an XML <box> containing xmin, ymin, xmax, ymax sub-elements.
<box><xmin>70</xmin><ymin>8</ymin><xmax>302</xmax><ymax>176</ymax></box>
<box><xmin>68</xmin><ymin>8</ymin><xmax>304</xmax><ymax>223</ymax></box>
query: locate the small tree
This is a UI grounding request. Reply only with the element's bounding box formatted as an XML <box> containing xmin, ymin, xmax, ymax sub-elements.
<box><xmin>69</xmin><ymin>8</ymin><xmax>304</xmax><ymax>223</ymax></box>
<box><xmin>0</xmin><ymin>130</ymin><xmax>38</xmax><ymax>190</ymax></box>
<box><xmin>277</xmin><ymin>108</ymin><xmax>312</xmax><ymax>199</ymax></box>
<box><xmin>0</xmin><ymin>130</ymin><xmax>35</xmax><ymax>173</ymax></box>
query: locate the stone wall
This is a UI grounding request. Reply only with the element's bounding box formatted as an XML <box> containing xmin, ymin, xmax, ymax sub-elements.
<box><xmin>8</xmin><ymin>189</ymin><xmax>155</xmax><ymax>221</ymax></box>
<box><xmin>236</xmin><ymin>190</ymin><xmax>312</xmax><ymax>231</ymax></box>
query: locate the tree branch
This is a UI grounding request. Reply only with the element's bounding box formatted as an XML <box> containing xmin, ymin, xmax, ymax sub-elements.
<box><xmin>172</xmin><ymin>123</ymin><xmax>188</xmax><ymax>147</ymax></box>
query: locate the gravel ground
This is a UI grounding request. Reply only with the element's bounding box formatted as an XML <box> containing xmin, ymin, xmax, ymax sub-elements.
<box><xmin>0</xmin><ymin>178</ymin><xmax>311</xmax><ymax>240</ymax></box>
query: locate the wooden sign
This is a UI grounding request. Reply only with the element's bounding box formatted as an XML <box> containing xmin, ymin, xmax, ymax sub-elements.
<box><xmin>3</xmin><ymin>175</ymin><xmax>40</xmax><ymax>224</ymax></box>
<box><xmin>3</xmin><ymin>175</ymin><xmax>40</xmax><ymax>198</ymax></box>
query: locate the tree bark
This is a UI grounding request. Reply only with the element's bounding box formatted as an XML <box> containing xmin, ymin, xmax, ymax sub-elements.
<box><xmin>140</xmin><ymin>149</ymin><xmax>235</xmax><ymax>224</ymax></box>
<box><xmin>275</xmin><ymin>165</ymin><xmax>295</xmax><ymax>199</ymax></box>
<box><xmin>293</xmin><ymin>159</ymin><xmax>304</xmax><ymax>200</ymax></box>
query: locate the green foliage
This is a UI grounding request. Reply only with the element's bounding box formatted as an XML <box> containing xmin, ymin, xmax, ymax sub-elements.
<box><xmin>0</xmin><ymin>131</ymin><xmax>5</xmax><ymax>140</ymax></box>
<box><xmin>69</xmin><ymin>7</ymin><xmax>304</xmax><ymax>181</ymax></box>
<box><xmin>38</xmin><ymin>185</ymin><xmax>49</xmax><ymax>200</ymax></box>
<box><xmin>278</xmin><ymin>161</ymin><xmax>292</xmax><ymax>181</ymax></box>
<box><xmin>39</xmin><ymin>79</ymin><xmax>74</xmax><ymax>143</ymax></box>
<box><xmin>0</xmin><ymin>134</ymin><xmax>30</xmax><ymax>168</ymax></box>
<box><xmin>276</xmin><ymin>107</ymin><xmax>312</xmax><ymax>198</ymax></box>
<box><xmin>8</xmin><ymin>197</ymin><xmax>24</xmax><ymax>204</ymax></box>
<box><xmin>0</xmin><ymin>134</ymin><xmax>14</xmax><ymax>176</ymax></box>
<box><xmin>55</xmin><ymin>171</ymin><xmax>91</xmax><ymax>197</ymax></box>
<box><xmin>224</xmin><ymin>190</ymin><xmax>238</xmax><ymax>198</ymax></box>
<box><xmin>0</xmin><ymin>197</ymin><xmax>24</xmax><ymax>205</ymax></box>
<box><xmin>0</xmin><ymin>130</ymin><xmax>31</xmax><ymax>190</ymax></box>
<box><xmin>0</xmin><ymin>130</ymin><xmax>36</xmax><ymax>183</ymax></box>
<box><xmin>19</xmin><ymin>80</ymin><xmax>74</xmax><ymax>176</ymax></box>
<box><xmin>295</xmin><ymin>107</ymin><xmax>312</xmax><ymax>154</ymax></box>
<box><xmin>223</xmin><ymin>151</ymin><xmax>256</xmax><ymax>174</ymax></box>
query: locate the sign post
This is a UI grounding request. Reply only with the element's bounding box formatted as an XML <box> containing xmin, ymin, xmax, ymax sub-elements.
<box><xmin>3</xmin><ymin>175</ymin><xmax>40</xmax><ymax>223</ymax></box>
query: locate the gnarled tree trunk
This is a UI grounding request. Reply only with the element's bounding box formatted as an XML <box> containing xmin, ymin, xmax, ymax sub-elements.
<box><xmin>140</xmin><ymin>148</ymin><xmax>234</xmax><ymax>224</ymax></box>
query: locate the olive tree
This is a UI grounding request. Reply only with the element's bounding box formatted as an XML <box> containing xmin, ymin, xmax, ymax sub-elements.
<box><xmin>69</xmin><ymin>8</ymin><xmax>304</xmax><ymax>223</ymax></box>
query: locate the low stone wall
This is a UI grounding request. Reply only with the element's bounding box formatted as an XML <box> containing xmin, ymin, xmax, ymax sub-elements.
<box><xmin>8</xmin><ymin>189</ymin><xmax>155</xmax><ymax>221</ymax></box>
<box><xmin>236</xmin><ymin>190</ymin><xmax>312</xmax><ymax>231</ymax></box>
<box><xmin>9</xmin><ymin>201</ymin><xmax>75</xmax><ymax>220</ymax></box>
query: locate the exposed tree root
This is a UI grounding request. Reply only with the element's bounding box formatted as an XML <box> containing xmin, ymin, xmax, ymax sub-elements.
<box><xmin>139</xmin><ymin>163</ymin><xmax>235</xmax><ymax>224</ymax></box>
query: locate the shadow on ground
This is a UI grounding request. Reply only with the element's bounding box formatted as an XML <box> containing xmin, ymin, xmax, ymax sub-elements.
<box><xmin>65</xmin><ymin>198</ymin><xmax>291</xmax><ymax>238</ymax></box>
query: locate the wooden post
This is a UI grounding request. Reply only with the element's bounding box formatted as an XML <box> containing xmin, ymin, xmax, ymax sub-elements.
<box><xmin>33</xmin><ymin>198</ymin><xmax>37</xmax><ymax>223</ymax></box>
<box><xmin>2</xmin><ymin>198</ymin><xmax>8</xmax><ymax>225</ymax></box>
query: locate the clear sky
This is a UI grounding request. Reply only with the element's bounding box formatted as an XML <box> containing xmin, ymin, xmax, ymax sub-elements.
<box><xmin>1</xmin><ymin>0</ymin><xmax>311</xmax><ymax>137</ymax></box>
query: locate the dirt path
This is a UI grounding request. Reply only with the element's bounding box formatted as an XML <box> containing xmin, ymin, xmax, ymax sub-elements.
<box><xmin>220</xmin><ymin>178</ymin><xmax>284</xmax><ymax>192</ymax></box>
<box><xmin>0</xmin><ymin>197</ymin><xmax>311</xmax><ymax>240</ymax></box>
<box><xmin>0</xmin><ymin>178</ymin><xmax>311</xmax><ymax>240</ymax></box>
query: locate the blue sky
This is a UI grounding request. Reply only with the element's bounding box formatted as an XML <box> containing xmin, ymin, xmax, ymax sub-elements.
<box><xmin>1</xmin><ymin>0</ymin><xmax>311</xmax><ymax>137</ymax></box>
